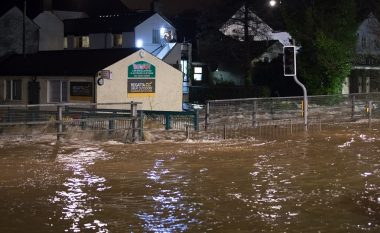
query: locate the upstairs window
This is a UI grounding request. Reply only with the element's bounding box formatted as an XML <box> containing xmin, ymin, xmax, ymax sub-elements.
<box><xmin>49</xmin><ymin>80</ymin><xmax>68</xmax><ymax>103</ymax></box>
<box><xmin>74</xmin><ymin>36</ymin><xmax>90</xmax><ymax>48</ymax></box>
<box><xmin>152</xmin><ymin>29</ymin><xmax>160</xmax><ymax>44</ymax></box>
<box><xmin>5</xmin><ymin>80</ymin><xmax>22</xmax><ymax>101</ymax></box>
<box><xmin>194</xmin><ymin>67</ymin><xmax>203</xmax><ymax>81</ymax></box>
<box><xmin>361</xmin><ymin>36</ymin><xmax>367</xmax><ymax>49</ymax></box>
<box><xmin>113</xmin><ymin>34</ymin><xmax>123</xmax><ymax>48</ymax></box>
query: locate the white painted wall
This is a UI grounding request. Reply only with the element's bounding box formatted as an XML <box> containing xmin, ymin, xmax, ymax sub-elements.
<box><xmin>34</xmin><ymin>11</ymin><xmax>64</xmax><ymax>51</ymax></box>
<box><xmin>134</xmin><ymin>13</ymin><xmax>176</xmax><ymax>53</ymax></box>
<box><xmin>356</xmin><ymin>14</ymin><xmax>380</xmax><ymax>55</ymax></box>
<box><xmin>96</xmin><ymin>50</ymin><xmax>183</xmax><ymax>111</ymax></box>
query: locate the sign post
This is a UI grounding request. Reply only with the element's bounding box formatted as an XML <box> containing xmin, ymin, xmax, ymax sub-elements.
<box><xmin>283</xmin><ymin>46</ymin><xmax>308</xmax><ymax>130</ymax></box>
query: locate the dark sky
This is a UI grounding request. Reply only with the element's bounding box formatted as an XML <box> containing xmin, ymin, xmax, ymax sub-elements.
<box><xmin>122</xmin><ymin>0</ymin><xmax>222</xmax><ymax>16</ymax></box>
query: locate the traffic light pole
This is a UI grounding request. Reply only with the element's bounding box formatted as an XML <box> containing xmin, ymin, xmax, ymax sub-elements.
<box><xmin>293</xmin><ymin>75</ymin><xmax>308</xmax><ymax>130</ymax></box>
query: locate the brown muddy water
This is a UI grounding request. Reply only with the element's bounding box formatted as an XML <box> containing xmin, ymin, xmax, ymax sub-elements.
<box><xmin>0</xmin><ymin>126</ymin><xmax>380</xmax><ymax>233</ymax></box>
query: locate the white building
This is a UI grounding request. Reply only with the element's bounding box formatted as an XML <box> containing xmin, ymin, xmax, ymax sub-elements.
<box><xmin>0</xmin><ymin>49</ymin><xmax>183</xmax><ymax>111</ymax></box>
<box><xmin>350</xmin><ymin>13</ymin><xmax>380</xmax><ymax>93</ymax></box>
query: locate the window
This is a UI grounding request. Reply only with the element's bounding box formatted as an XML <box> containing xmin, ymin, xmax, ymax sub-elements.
<box><xmin>49</xmin><ymin>80</ymin><xmax>68</xmax><ymax>103</ymax></box>
<box><xmin>194</xmin><ymin>67</ymin><xmax>203</xmax><ymax>81</ymax></box>
<box><xmin>362</xmin><ymin>36</ymin><xmax>367</xmax><ymax>49</ymax></box>
<box><xmin>64</xmin><ymin>37</ymin><xmax>68</xmax><ymax>49</ymax></box>
<box><xmin>375</xmin><ymin>39</ymin><xmax>380</xmax><ymax>50</ymax></box>
<box><xmin>152</xmin><ymin>29</ymin><xmax>160</xmax><ymax>44</ymax></box>
<box><xmin>5</xmin><ymin>80</ymin><xmax>22</xmax><ymax>100</ymax></box>
<box><xmin>113</xmin><ymin>34</ymin><xmax>123</xmax><ymax>48</ymax></box>
<box><xmin>73</xmin><ymin>36</ymin><xmax>90</xmax><ymax>48</ymax></box>
<box><xmin>181</xmin><ymin>60</ymin><xmax>188</xmax><ymax>82</ymax></box>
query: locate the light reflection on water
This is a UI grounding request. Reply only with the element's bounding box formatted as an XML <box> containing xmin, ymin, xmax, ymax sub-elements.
<box><xmin>0</xmin><ymin>127</ymin><xmax>380</xmax><ymax>232</ymax></box>
<box><xmin>137</xmin><ymin>158</ymin><xmax>200</xmax><ymax>232</ymax></box>
<box><xmin>49</xmin><ymin>147</ymin><xmax>111</xmax><ymax>233</ymax></box>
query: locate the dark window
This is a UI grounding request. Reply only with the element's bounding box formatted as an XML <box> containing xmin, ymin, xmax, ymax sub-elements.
<box><xmin>6</xmin><ymin>80</ymin><xmax>22</xmax><ymax>100</ymax></box>
<box><xmin>49</xmin><ymin>80</ymin><xmax>68</xmax><ymax>103</ymax></box>
<box><xmin>152</xmin><ymin>29</ymin><xmax>160</xmax><ymax>44</ymax></box>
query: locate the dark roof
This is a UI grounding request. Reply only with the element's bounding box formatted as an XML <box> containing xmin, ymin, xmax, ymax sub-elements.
<box><xmin>64</xmin><ymin>11</ymin><xmax>155</xmax><ymax>35</ymax></box>
<box><xmin>0</xmin><ymin>48</ymin><xmax>139</xmax><ymax>76</ymax></box>
<box><xmin>0</xmin><ymin>0</ymin><xmax>130</xmax><ymax>19</ymax></box>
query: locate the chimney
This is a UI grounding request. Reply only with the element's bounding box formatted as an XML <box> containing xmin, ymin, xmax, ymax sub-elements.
<box><xmin>150</xmin><ymin>0</ymin><xmax>161</xmax><ymax>13</ymax></box>
<box><xmin>43</xmin><ymin>0</ymin><xmax>52</xmax><ymax>10</ymax></box>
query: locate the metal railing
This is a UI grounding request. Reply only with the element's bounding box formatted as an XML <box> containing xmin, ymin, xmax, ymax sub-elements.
<box><xmin>0</xmin><ymin>102</ymin><xmax>142</xmax><ymax>142</ymax></box>
<box><xmin>143</xmin><ymin>110</ymin><xmax>199</xmax><ymax>131</ymax></box>
<box><xmin>190</xmin><ymin>93</ymin><xmax>380</xmax><ymax>140</ymax></box>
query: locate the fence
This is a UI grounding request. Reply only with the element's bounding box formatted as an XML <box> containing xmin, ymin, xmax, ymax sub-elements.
<box><xmin>187</xmin><ymin>93</ymin><xmax>380</xmax><ymax>140</ymax></box>
<box><xmin>143</xmin><ymin>110</ymin><xmax>199</xmax><ymax>131</ymax></box>
<box><xmin>0</xmin><ymin>102</ymin><xmax>142</xmax><ymax>142</ymax></box>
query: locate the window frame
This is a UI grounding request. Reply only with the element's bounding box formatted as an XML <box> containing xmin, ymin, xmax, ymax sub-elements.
<box><xmin>152</xmin><ymin>29</ymin><xmax>161</xmax><ymax>44</ymax></box>
<box><xmin>48</xmin><ymin>80</ymin><xmax>68</xmax><ymax>103</ymax></box>
<box><xmin>194</xmin><ymin>67</ymin><xmax>203</xmax><ymax>81</ymax></box>
<box><xmin>5</xmin><ymin>79</ymin><xmax>22</xmax><ymax>101</ymax></box>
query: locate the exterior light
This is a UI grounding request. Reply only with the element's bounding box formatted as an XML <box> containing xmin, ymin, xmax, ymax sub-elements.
<box><xmin>160</xmin><ymin>27</ymin><xmax>166</xmax><ymax>37</ymax></box>
<box><xmin>269</xmin><ymin>0</ymin><xmax>277</xmax><ymax>7</ymax></box>
<box><xmin>136</xmin><ymin>39</ymin><xmax>143</xmax><ymax>48</ymax></box>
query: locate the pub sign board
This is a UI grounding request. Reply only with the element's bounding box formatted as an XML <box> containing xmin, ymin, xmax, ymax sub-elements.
<box><xmin>128</xmin><ymin>61</ymin><xmax>155</xmax><ymax>78</ymax></box>
<box><xmin>127</xmin><ymin>61</ymin><xmax>156</xmax><ymax>97</ymax></box>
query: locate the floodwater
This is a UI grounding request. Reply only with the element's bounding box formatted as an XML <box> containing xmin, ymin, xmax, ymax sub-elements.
<box><xmin>0</xmin><ymin>126</ymin><xmax>379</xmax><ymax>233</ymax></box>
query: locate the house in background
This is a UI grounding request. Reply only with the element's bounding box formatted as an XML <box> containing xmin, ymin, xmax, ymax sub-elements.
<box><xmin>350</xmin><ymin>13</ymin><xmax>380</xmax><ymax>94</ymax></box>
<box><xmin>195</xmin><ymin>5</ymin><xmax>292</xmax><ymax>88</ymax></box>
<box><xmin>0</xmin><ymin>0</ymin><xmax>187</xmax><ymax>110</ymax></box>
<box><xmin>0</xmin><ymin>49</ymin><xmax>183</xmax><ymax>111</ymax></box>
<box><xmin>0</xmin><ymin>7</ymin><xmax>40</xmax><ymax>57</ymax></box>
<box><xmin>63</xmin><ymin>11</ymin><xmax>180</xmax><ymax>66</ymax></box>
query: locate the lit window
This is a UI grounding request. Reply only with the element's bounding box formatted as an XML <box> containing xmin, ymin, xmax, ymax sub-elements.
<box><xmin>80</xmin><ymin>36</ymin><xmax>90</xmax><ymax>48</ymax></box>
<box><xmin>74</xmin><ymin>36</ymin><xmax>90</xmax><ymax>48</ymax></box>
<box><xmin>64</xmin><ymin>37</ymin><xmax>67</xmax><ymax>49</ymax></box>
<box><xmin>113</xmin><ymin>34</ymin><xmax>123</xmax><ymax>48</ymax></box>
<box><xmin>49</xmin><ymin>80</ymin><xmax>68</xmax><ymax>103</ymax></box>
<box><xmin>194</xmin><ymin>67</ymin><xmax>203</xmax><ymax>81</ymax></box>
<box><xmin>152</xmin><ymin>29</ymin><xmax>160</xmax><ymax>44</ymax></box>
<box><xmin>5</xmin><ymin>80</ymin><xmax>22</xmax><ymax>101</ymax></box>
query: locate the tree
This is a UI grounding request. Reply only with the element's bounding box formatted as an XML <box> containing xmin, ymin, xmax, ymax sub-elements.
<box><xmin>197</xmin><ymin>0</ymin><xmax>282</xmax><ymax>87</ymax></box>
<box><xmin>282</xmin><ymin>0</ymin><xmax>358</xmax><ymax>95</ymax></box>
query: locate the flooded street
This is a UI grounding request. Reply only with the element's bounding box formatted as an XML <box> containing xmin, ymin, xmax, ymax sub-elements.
<box><xmin>0</xmin><ymin>127</ymin><xmax>380</xmax><ymax>232</ymax></box>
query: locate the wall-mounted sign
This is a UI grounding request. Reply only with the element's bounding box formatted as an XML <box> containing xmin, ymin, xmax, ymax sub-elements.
<box><xmin>128</xmin><ymin>79</ymin><xmax>155</xmax><ymax>94</ymax></box>
<box><xmin>128</xmin><ymin>61</ymin><xmax>155</xmax><ymax>78</ymax></box>
<box><xmin>98</xmin><ymin>70</ymin><xmax>111</xmax><ymax>79</ymax></box>
<box><xmin>70</xmin><ymin>82</ymin><xmax>93</xmax><ymax>96</ymax></box>
<box><xmin>128</xmin><ymin>61</ymin><xmax>156</xmax><ymax>97</ymax></box>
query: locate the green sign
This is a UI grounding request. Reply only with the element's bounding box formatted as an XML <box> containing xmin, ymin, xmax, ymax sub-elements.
<box><xmin>128</xmin><ymin>61</ymin><xmax>155</xmax><ymax>78</ymax></box>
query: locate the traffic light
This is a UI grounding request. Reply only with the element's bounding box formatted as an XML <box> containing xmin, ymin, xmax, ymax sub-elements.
<box><xmin>283</xmin><ymin>46</ymin><xmax>296</xmax><ymax>76</ymax></box>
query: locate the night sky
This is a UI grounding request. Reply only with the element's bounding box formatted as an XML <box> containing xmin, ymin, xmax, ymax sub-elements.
<box><xmin>122</xmin><ymin>0</ymin><xmax>222</xmax><ymax>16</ymax></box>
